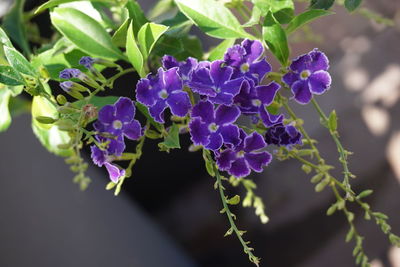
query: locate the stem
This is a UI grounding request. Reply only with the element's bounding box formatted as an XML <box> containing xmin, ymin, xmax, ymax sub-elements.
<box><xmin>204</xmin><ymin>150</ymin><xmax>260</xmax><ymax>266</ymax></box>
<box><xmin>311</xmin><ymin>98</ymin><xmax>352</xmax><ymax>196</ymax></box>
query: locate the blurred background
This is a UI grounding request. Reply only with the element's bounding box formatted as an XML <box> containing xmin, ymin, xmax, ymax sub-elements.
<box><xmin>0</xmin><ymin>0</ymin><xmax>400</xmax><ymax>266</ymax></box>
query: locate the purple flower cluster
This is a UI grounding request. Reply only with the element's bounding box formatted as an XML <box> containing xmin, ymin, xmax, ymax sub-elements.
<box><xmin>90</xmin><ymin>97</ymin><xmax>142</xmax><ymax>182</ymax></box>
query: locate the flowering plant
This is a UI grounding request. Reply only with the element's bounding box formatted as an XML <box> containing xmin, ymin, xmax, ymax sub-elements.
<box><xmin>0</xmin><ymin>0</ymin><xmax>398</xmax><ymax>266</ymax></box>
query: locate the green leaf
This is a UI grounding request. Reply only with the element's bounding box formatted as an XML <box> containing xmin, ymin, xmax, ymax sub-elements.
<box><xmin>262</xmin><ymin>12</ymin><xmax>289</xmax><ymax>66</ymax></box>
<box><xmin>158</xmin><ymin>123</ymin><xmax>180</xmax><ymax>152</ymax></box>
<box><xmin>125</xmin><ymin>0</ymin><xmax>148</xmax><ymax>36</ymax></box>
<box><xmin>50</xmin><ymin>7</ymin><xmax>124</xmax><ymax>60</ymax></box>
<box><xmin>4</xmin><ymin>46</ymin><xmax>37</xmax><ymax>77</ymax></box>
<box><xmin>162</xmin><ymin>12</ymin><xmax>193</xmax><ymax>38</ymax></box>
<box><xmin>0</xmin><ymin>27</ymin><xmax>13</xmax><ymax>47</ymax></box>
<box><xmin>137</xmin><ymin>22</ymin><xmax>169</xmax><ymax>59</ymax></box>
<box><xmin>35</xmin><ymin>0</ymin><xmax>114</xmax><ymax>14</ymax></box>
<box><xmin>0</xmin><ymin>89</ymin><xmax>12</xmax><ymax>132</ymax></box>
<box><xmin>243</xmin><ymin>6</ymin><xmax>262</xmax><ymax>27</ymax></box>
<box><xmin>344</xmin><ymin>0</ymin><xmax>362</xmax><ymax>12</ymax></box>
<box><xmin>0</xmin><ymin>66</ymin><xmax>25</xmax><ymax>86</ymax></box>
<box><xmin>252</xmin><ymin>0</ymin><xmax>294</xmax><ymax>23</ymax></box>
<box><xmin>112</xmin><ymin>18</ymin><xmax>130</xmax><ymax>48</ymax></box>
<box><xmin>208</xmin><ymin>39</ymin><xmax>236</xmax><ymax>61</ymax></box>
<box><xmin>74</xmin><ymin>96</ymin><xmax>119</xmax><ymax>109</ymax></box>
<box><xmin>2</xmin><ymin>0</ymin><xmax>30</xmax><ymax>55</ymax></box>
<box><xmin>177</xmin><ymin>35</ymin><xmax>203</xmax><ymax>59</ymax></box>
<box><xmin>286</xmin><ymin>9</ymin><xmax>333</xmax><ymax>34</ymax></box>
<box><xmin>328</xmin><ymin>110</ymin><xmax>337</xmax><ymax>132</ymax></box>
<box><xmin>31</xmin><ymin>95</ymin><xmax>73</xmax><ymax>157</ymax></box>
<box><xmin>175</xmin><ymin>0</ymin><xmax>252</xmax><ymax>39</ymax></box>
<box><xmin>309</xmin><ymin>0</ymin><xmax>335</xmax><ymax>10</ymax></box>
<box><xmin>126</xmin><ymin>21</ymin><xmax>145</xmax><ymax>77</ymax></box>
<box><xmin>148</xmin><ymin>0</ymin><xmax>175</xmax><ymax>21</ymax></box>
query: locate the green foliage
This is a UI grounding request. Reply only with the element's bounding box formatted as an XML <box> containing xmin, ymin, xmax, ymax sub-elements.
<box><xmin>208</xmin><ymin>39</ymin><xmax>236</xmax><ymax>61</ymax></box>
<box><xmin>137</xmin><ymin>22</ymin><xmax>169</xmax><ymax>59</ymax></box>
<box><xmin>252</xmin><ymin>0</ymin><xmax>294</xmax><ymax>24</ymax></box>
<box><xmin>112</xmin><ymin>18</ymin><xmax>130</xmax><ymax>48</ymax></box>
<box><xmin>35</xmin><ymin>0</ymin><xmax>116</xmax><ymax>14</ymax></box>
<box><xmin>158</xmin><ymin>123</ymin><xmax>181</xmax><ymax>152</ymax></box>
<box><xmin>126</xmin><ymin>21</ymin><xmax>145</xmax><ymax>77</ymax></box>
<box><xmin>50</xmin><ymin>8</ymin><xmax>124</xmax><ymax>60</ymax></box>
<box><xmin>328</xmin><ymin>110</ymin><xmax>337</xmax><ymax>132</ymax></box>
<box><xmin>0</xmin><ymin>66</ymin><xmax>25</xmax><ymax>86</ymax></box>
<box><xmin>0</xmin><ymin>89</ymin><xmax>12</xmax><ymax>132</ymax></box>
<box><xmin>175</xmin><ymin>0</ymin><xmax>252</xmax><ymax>39</ymax></box>
<box><xmin>125</xmin><ymin>0</ymin><xmax>148</xmax><ymax>36</ymax></box>
<box><xmin>286</xmin><ymin>9</ymin><xmax>333</xmax><ymax>34</ymax></box>
<box><xmin>309</xmin><ymin>0</ymin><xmax>335</xmax><ymax>10</ymax></box>
<box><xmin>4</xmin><ymin>46</ymin><xmax>37</xmax><ymax>77</ymax></box>
<box><xmin>344</xmin><ymin>0</ymin><xmax>362</xmax><ymax>12</ymax></box>
<box><xmin>262</xmin><ymin>12</ymin><xmax>289</xmax><ymax>66</ymax></box>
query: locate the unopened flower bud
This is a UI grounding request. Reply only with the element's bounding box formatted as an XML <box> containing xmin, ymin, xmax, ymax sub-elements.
<box><xmin>35</xmin><ymin>116</ymin><xmax>57</xmax><ymax>124</ymax></box>
<box><xmin>56</xmin><ymin>94</ymin><xmax>68</xmax><ymax>105</ymax></box>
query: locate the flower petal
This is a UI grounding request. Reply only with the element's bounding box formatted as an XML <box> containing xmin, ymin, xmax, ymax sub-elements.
<box><xmin>107</xmin><ymin>136</ymin><xmax>126</xmax><ymax>156</ymax></box>
<box><xmin>309</xmin><ymin>49</ymin><xmax>329</xmax><ymax>72</ymax></box>
<box><xmin>104</xmin><ymin>162</ymin><xmax>125</xmax><ymax>183</ymax></box>
<box><xmin>229</xmin><ymin>158</ymin><xmax>250</xmax><ymax>178</ymax></box>
<box><xmin>149</xmin><ymin>100</ymin><xmax>168</xmax><ymax>123</ymax></box>
<box><xmin>290</xmin><ymin>53</ymin><xmax>311</xmax><ymax>73</ymax></box>
<box><xmin>242</xmin><ymin>39</ymin><xmax>264</xmax><ymax>63</ymax></box>
<box><xmin>162</xmin><ymin>55</ymin><xmax>179</xmax><ymax>69</ymax></box>
<box><xmin>224</xmin><ymin>45</ymin><xmax>246</xmax><ymax>68</ymax></box>
<box><xmin>244</xmin><ymin>131</ymin><xmax>266</xmax><ymax>152</ymax></box>
<box><xmin>189</xmin><ymin>118</ymin><xmax>210</xmax><ymax>146</ymax></box>
<box><xmin>215</xmin><ymin>104</ymin><xmax>240</xmax><ymax>125</ymax></box>
<box><xmin>166</xmin><ymin>91</ymin><xmax>191</xmax><ymax>117</ymax></box>
<box><xmin>90</xmin><ymin>145</ymin><xmax>107</xmax><ymax>167</ymax></box>
<box><xmin>219</xmin><ymin>124</ymin><xmax>240</xmax><ymax>147</ymax></box>
<box><xmin>191</xmin><ymin>100</ymin><xmax>215</xmax><ymax>123</ymax></box>
<box><xmin>205</xmin><ymin>133</ymin><xmax>223</xmax><ymax>151</ymax></box>
<box><xmin>245</xmin><ymin>152</ymin><xmax>272</xmax><ymax>172</ymax></box>
<box><xmin>188</xmin><ymin>67</ymin><xmax>217</xmax><ymax>97</ymax></box>
<box><xmin>249</xmin><ymin>59</ymin><xmax>271</xmax><ymax>82</ymax></box>
<box><xmin>136</xmin><ymin>78</ymin><xmax>156</xmax><ymax>106</ymax></box>
<box><xmin>209</xmin><ymin>60</ymin><xmax>233</xmax><ymax>88</ymax></box>
<box><xmin>123</xmin><ymin>119</ymin><xmax>142</xmax><ymax>140</ymax></box>
<box><xmin>115</xmin><ymin>97</ymin><xmax>135</xmax><ymax>122</ymax></box>
<box><xmin>216</xmin><ymin>149</ymin><xmax>236</xmax><ymax>170</ymax></box>
<box><xmin>208</xmin><ymin>92</ymin><xmax>235</xmax><ymax>105</ymax></box>
<box><xmin>220</xmin><ymin>77</ymin><xmax>244</xmax><ymax>96</ymax></box>
<box><xmin>164</xmin><ymin>67</ymin><xmax>183</xmax><ymax>93</ymax></box>
<box><xmin>98</xmin><ymin>105</ymin><xmax>116</xmax><ymax>124</ymax></box>
<box><xmin>308</xmin><ymin>70</ymin><xmax>331</xmax><ymax>95</ymax></box>
<box><xmin>257</xmin><ymin>82</ymin><xmax>280</xmax><ymax>106</ymax></box>
<box><xmin>282</xmin><ymin>72</ymin><xmax>299</xmax><ymax>87</ymax></box>
<box><xmin>292</xmin><ymin>80</ymin><xmax>312</xmax><ymax>104</ymax></box>
<box><xmin>259</xmin><ymin>107</ymin><xmax>284</xmax><ymax>127</ymax></box>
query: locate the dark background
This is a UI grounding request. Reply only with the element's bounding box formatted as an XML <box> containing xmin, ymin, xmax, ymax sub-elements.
<box><xmin>0</xmin><ymin>0</ymin><xmax>400</xmax><ymax>266</ymax></box>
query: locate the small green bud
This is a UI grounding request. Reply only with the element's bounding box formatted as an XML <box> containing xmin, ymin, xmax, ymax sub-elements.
<box><xmin>301</xmin><ymin>164</ymin><xmax>312</xmax><ymax>174</ymax></box>
<box><xmin>326</xmin><ymin>204</ymin><xmax>337</xmax><ymax>216</ymax></box>
<box><xmin>35</xmin><ymin>116</ymin><xmax>57</xmax><ymax>124</ymax></box>
<box><xmin>56</xmin><ymin>119</ymin><xmax>75</xmax><ymax>131</ymax></box>
<box><xmin>311</xmin><ymin>172</ymin><xmax>324</xmax><ymax>184</ymax></box>
<box><xmin>345</xmin><ymin>227</ymin><xmax>354</xmax><ymax>242</ymax></box>
<box><xmin>56</xmin><ymin>94</ymin><xmax>68</xmax><ymax>105</ymax></box>
<box><xmin>315</xmin><ymin>176</ymin><xmax>330</xmax><ymax>192</ymax></box>
<box><xmin>145</xmin><ymin>129</ymin><xmax>161</xmax><ymax>139</ymax></box>
<box><xmin>227</xmin><ymin>195</ymin><xmax>241</xmax><ymax>205</ymax></box>
<box><xmin>328</xmin><ymin>110</ymin><xmax>338</xmax><ymax>132</ymax></box>
<box><xmin>357</xmin><ymin>189</ymin><xmax>373</xmax><ymax>199</ymax></box>
<box><xmin>58</xmin><ymin>106</ymin><xmax>79</xmax><ymax>114</ymax></box>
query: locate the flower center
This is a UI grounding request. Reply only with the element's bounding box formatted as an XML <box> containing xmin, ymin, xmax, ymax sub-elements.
<box><xmin>113</xmin><ymin>120</ymin><xmax>123</xmax><ymax>129</ymax></box>
<box><xmin>240</xmin><ymin>63</ymin><xmax>250</xmax><ymax>73</ymax></box>
<box><xmin>252</xmin><ymin>99</ymin><xmax>262</xmax><ymax>107</ymax></box>
<box><xmin>208</xmin><ymin>123</ymin><xmax>219</xmax><ymax>132</ymax></box>
<box><xmin>300</xmin><ymin>70</ymin><xmax>311</xmax><ymax>80</ymax></box>
<box><xmin>236</xmin><ymin>150</ymin><xmax>245</xmax><ymax>158</ymax></box>
<box><xmin>158</xmin><ymin>89</ymin><xmax>169</xmax><ymax>99</ymax></box>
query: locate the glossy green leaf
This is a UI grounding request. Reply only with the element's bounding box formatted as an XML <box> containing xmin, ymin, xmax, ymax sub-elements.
<box><xmin>309</xmin><ymin>0</ymin><xmax>335</xmax><ymax>10</ymax></box>
<box><xmin>177</xmin><ymin>35</ymin><xmax>203</xmax><ymax>59</ymax></box>
<box><xmin>0</xmin><ymin>27</ymin><xmax>13</xmax><ymax>47</ymax></box>
<box><xmin>153</xmin><ymin>36</ymin><xmax>184</xmax><ymax>58</ymax></box>
<box><xmin>125</xmin><ymin>0</ymin><xmax>148</xmax><ymax>36</ymax></box>
<box><xmin>163</xmin><ymin>12</ymin><xmax>193</xmax><ymax>38</ymax></box>
<box><xmin>112</xmin><ymin>18</ymin><xmax>130</xmax><ymax>48</ymax></box>
<box><xmin>208</xmin><ymin>39</ymin><xmax>236</xmax><ymax>61</ymax></box>
<box><xmin>126</xmin><ymin>21</ymin><xmax>145</xmax><ymax>77</ymax></box>
<box><xmin>252</xmin><ymin>0</ymin><xmax>294</xmax><ymax>23</ymax></box>
<box><xmin>137</xmin><ymin>22</ymin><xmax>169</xmax><ymax>59</ymax></box>
<box><xmin>158</xmin><ymin>123</ymin><xmax>180</xmax><ymax>152</ymax></box>
<box><xmin>175</xmin><ymin>0</ymin><xmax>252</xmax><ymax>39</ymax></box>
<box><xmin>31</xmin><ymin>95</ymin><xmax>73</xmax><ymax>156</ymax></box>
<box><xmin>148</xmin><ymin>0</ymin><xmax>175</xmax><ymax>21</ymax></box>
<box><xmin>0</xmin><ymin>66</ymin><xmax>25</xmax><ymax>86</ymax></box>
<box><xmin>344</xmin><ymin>0</ymin><xmax>362</xmax><ymax>12</ymax></box>
<box><xmin>2</xmin><ymin>0</ymin><xmax>30</xmax><ymax>55</ymax></box>
<box><xmin>286</xmin><ymin>9</ymin><xmax>333</xmax><ymax>34</ymax></box>
<box><xmin>262</xmin><ymin>13</ymin><xmax>289</xmax><ymax>66</ymax></box>
<box><xmin>50</xmin><ymin>7</ymin><xmax>124</xmax><ymax>60</ymax></box>
<box><xmin>4</xmin><ymin>46</ymin><xmax>37</xmax><ymax>77</ymax></box>
<box><xmin>243</xmin><ymin>6</ymin><xmax>262</xmax><ymax>27</ymax></box>
<box><xmin>35</xmin><ymin>0</ymin><xmax>114</xmax><ymax>14</ymax></box>
<box><xmin>0</xmin><ymin>89</ymin><xmax>12</xmax><ymax>132</ymax></box>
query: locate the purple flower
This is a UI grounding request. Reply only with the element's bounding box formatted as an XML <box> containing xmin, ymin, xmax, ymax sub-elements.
<box><xmin>104</xmin><ymin>162</ymin><xmax>125</xmax><ymax>183</ymax></box>
<box><xmin>265</xmin><ymin>123</ymin><xmax>302</xmax><ymax>147</ymax></box>
<box><xmin>94</xmin><ymin>97</ymin><xmax>142</xmax><ymax>142</ymax></box>
<box><xmin>234</xmin><ymin>79</ymin><xmax>280</xmax><ymax>115</ymax></box>
<box><xmin>282</xmin><ymin>49</ymin><xmax>332</xmax><ymax>104</ymax></box>
<box><xmin>79</xmin><ymin>56</ymin><xmax>95</xmax><ymax>69</ymax></box>
<box><xmin>188</xmin><ymin>60</ymin><xmax>244</xmax><ymax>105</ymax></box>
<box><xmin>162</xmin><ymin>55</ymin><xmax>198</xmax><ymax>84</ymax></box>
<box><xmin>90</xmin><ymin>145</ymin><xmax>108</xmax><ymax>167</ymax></box>
<box><xmin>60</xmin><ymin>81</ymin><xmax>73</xmax><ymax>92</ymax></box>
<box><xmin>224</xmin><ymin>39</ymin><xmax>271</xmax><ymax>83</ymax></box>
<box><xmin>216</xmin><ymin>129</ymin><xmax>272</xmax><ymax>178</ymax></box>
<box><xmin>189</xmin><ymin>100</ymin><xmax>241</xmax><ymax>151</ymax></box>
<box><xmin>59</xmin><ymin>68</ymin><xmax>82</xmax><ymax>79</ymax></box>
<box><xmin>93</xmin><ymin>124</ymin><xmax>126</xmax><ymax>156</ymax></box>
<box><xmin>136</xmin><ymin>67</ymin><xmax>191</xmax><ymax>123</ymax></box>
